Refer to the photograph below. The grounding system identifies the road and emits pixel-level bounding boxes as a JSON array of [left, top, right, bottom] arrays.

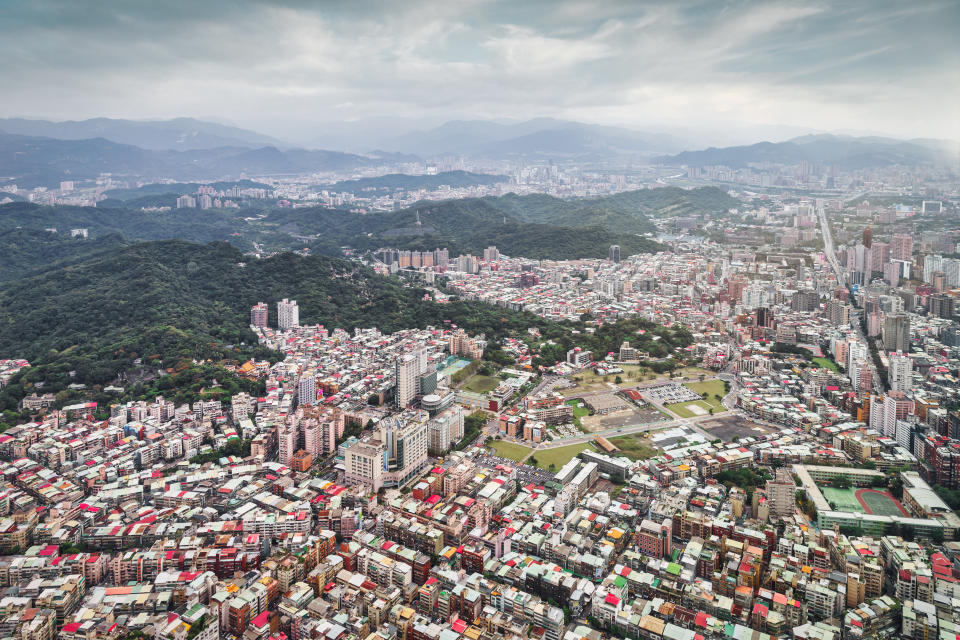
[[817, 202, 881, 393]]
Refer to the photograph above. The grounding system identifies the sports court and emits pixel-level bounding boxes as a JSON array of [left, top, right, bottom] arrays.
[[820, 487, 908, 516], [438, 356, 472, 378]]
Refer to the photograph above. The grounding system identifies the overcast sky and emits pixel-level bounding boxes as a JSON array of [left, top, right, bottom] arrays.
[[2, 0, 958, 143]]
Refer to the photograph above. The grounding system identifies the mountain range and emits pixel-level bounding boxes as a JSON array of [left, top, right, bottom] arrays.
[[0, 131, 400, 187], [383, 118, 687, 158], [655, 134, 960, 169], [0, 117, 283, 151]]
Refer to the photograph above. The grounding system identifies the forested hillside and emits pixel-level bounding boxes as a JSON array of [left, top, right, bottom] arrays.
[[0, 240, 553, 411]]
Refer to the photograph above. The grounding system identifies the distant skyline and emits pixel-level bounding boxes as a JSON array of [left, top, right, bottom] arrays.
[[1, 0, 959, 146]]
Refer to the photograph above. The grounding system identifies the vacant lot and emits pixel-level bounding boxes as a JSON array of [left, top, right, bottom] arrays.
[[463, 375, 501, 394], [609, 433, 659, 460], [699, 415, 772, 441], [487, 440, 533, 462], [530, 442, 595, 471]]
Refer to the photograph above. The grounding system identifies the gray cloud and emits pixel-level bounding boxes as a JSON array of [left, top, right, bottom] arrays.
[[0, 0, 957, 143]]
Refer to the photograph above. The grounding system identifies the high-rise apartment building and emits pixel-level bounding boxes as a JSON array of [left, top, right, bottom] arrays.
[[891, 234, 913, 261], [250, 302, 268, 329], [277, 299, 299, 330], [929, 293, 955, 320], [608, 245, 621, 264], [883, 313, 910, 353], [395, 354, 419, 409], [298, 373, 316, 406], [765, 468, 796, 518], [888, 353, 913, 392]]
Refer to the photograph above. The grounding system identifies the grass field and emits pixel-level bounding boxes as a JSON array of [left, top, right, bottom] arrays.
[[664, 380, 727, 418], [565, 399, 591, 418], [684, 380, 726, 400], [528, 442, 595, 470], [812, 357, 839, 372], [857, 489, 909, 516], [822, 487, 864, 513], [463, 375, 501, 393], [487, 440, 533, 462], [609, 434, 659, 460], [664, 401, 713, 418]]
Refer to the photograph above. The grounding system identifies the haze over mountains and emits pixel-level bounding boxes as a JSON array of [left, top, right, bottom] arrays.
[[1, 116, 958, 188], [656, 135, 960, 170], [0, 117, 283, 151], [380, 118, 688, 158]]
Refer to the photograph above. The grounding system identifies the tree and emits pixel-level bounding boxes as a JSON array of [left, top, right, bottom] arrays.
[[932, 529, 945, 544], [614, 376, 623, 384]]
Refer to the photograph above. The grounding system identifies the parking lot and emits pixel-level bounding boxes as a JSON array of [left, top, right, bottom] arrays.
[[641, 383, 703, 404]]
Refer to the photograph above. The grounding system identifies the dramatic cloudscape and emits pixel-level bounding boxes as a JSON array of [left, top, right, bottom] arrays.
[[1, 0, 958, 144]]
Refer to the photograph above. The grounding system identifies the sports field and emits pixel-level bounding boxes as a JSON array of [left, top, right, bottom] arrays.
[[821, 487, 908, 516], [821, 487, 864, 513], [856, 488, 909, 516]]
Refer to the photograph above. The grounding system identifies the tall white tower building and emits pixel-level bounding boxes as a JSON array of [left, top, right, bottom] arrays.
[[277, 299, 299, 330]]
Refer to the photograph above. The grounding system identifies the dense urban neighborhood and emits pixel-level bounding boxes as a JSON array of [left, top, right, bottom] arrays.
[[1, 171, 960, 640]]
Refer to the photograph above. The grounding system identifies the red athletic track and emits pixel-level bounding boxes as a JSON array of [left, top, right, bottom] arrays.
[[854, 488, 909, 517]]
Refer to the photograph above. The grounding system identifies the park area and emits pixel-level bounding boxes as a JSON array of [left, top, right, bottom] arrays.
[[821, 487, 908, 516], [665, 380, 727, 418]]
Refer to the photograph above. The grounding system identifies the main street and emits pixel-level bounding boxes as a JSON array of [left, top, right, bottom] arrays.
[[817, 201, 882, 393]]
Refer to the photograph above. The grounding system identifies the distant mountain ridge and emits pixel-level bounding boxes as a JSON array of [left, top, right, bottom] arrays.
[[655, 134, 960, 169], [0, 116, 284, 150], [0, 131, 388, 187], [384, 118, 687, 158]]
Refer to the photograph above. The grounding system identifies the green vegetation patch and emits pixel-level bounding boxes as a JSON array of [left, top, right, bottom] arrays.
[[821, 487, 865, 513], [565, 399, 591, 418], [608, 434, 658, 460], [529, 442, 595, 471], [486, 440, 533, 462], [812, 357, 839, 372], [462, 375, 501, 394]]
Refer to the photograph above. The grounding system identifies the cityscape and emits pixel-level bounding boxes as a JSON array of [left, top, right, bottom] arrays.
[[0, 3, 959, 640]]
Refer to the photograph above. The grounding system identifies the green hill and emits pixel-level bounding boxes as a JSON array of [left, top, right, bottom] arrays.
[[0, 186, 736, 262], [325, 171, 508, 194], [0, 228, 127, 282], [0, 240, 553, 412]]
